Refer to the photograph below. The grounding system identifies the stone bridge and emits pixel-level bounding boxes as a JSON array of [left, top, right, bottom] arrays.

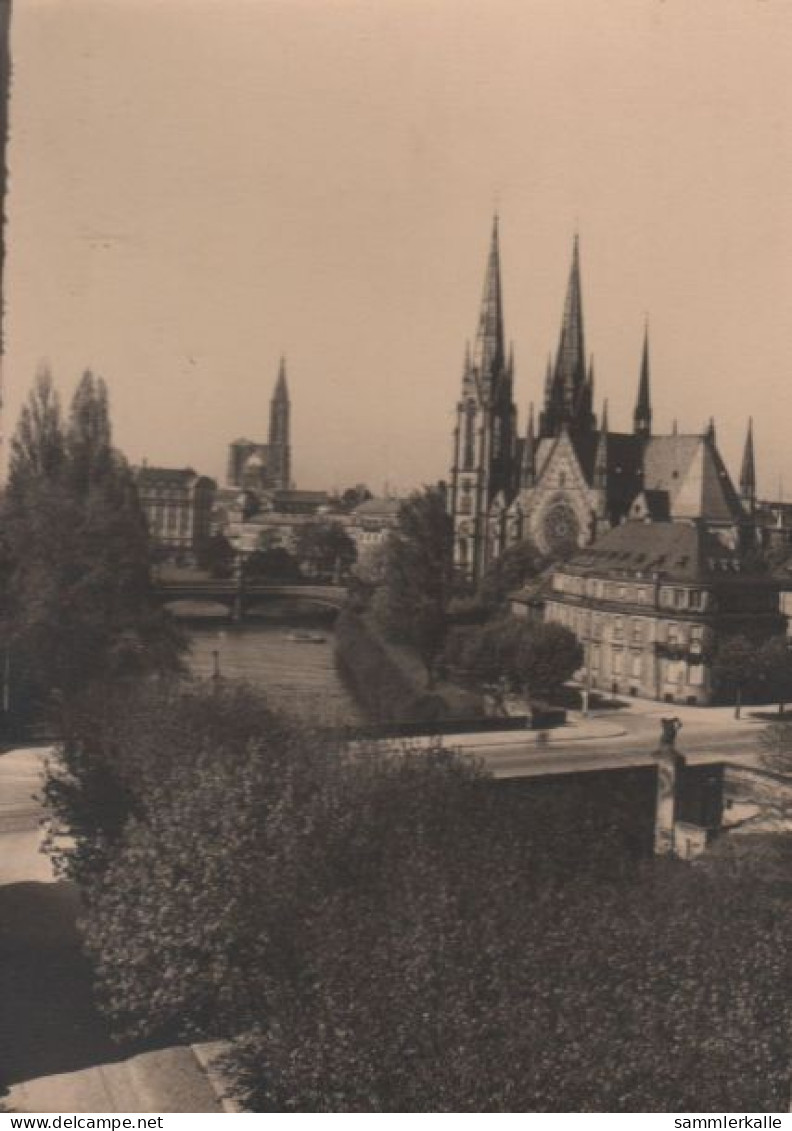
[[154, 580, 347, 621]]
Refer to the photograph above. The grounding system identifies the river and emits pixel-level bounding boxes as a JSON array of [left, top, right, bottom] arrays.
[[186, 621, 360, 726]]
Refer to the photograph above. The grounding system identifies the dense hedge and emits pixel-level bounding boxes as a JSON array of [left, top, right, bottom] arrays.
[[334, 609, 483, 723]]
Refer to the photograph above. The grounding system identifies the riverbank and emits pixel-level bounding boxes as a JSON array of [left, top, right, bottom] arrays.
[[334, 608, 484, 723]]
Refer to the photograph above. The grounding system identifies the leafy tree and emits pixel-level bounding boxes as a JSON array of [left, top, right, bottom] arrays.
[[445, 616, 582, 701], [711, 634, 758, 717], [46, 677, 792, 1113], [66, 370, 114, 494], [477, 538, 547, 610], [340, 484, 373, 511], [712, 634, 792, 717], [373, 487, 454, 676], [196, 533, 236, 579], [293, 520, 356, 579], [244, 547, 302, 583], [0, 371, 184, 727], [6, 364, 65, 498], [756, 636, 792, 714]]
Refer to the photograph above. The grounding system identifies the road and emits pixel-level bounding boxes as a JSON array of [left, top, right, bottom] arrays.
[[366, 700, 768, 779], [0, 748, 223, 1114]]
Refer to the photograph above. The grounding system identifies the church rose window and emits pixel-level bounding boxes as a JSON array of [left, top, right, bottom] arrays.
[[540, 500, 581, 556]]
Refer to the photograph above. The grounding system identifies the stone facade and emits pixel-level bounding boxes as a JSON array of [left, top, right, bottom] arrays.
[[544, 522, 785, 705], [136, 466, 216, 552]]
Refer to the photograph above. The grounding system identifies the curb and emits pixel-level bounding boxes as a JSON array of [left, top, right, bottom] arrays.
[[191, 1042, 244, 1113]]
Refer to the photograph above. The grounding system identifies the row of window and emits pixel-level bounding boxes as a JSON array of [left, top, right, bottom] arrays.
[[586, 644, 705, 687], [551, 602, 706, 649], [554, 573, 709, 612]]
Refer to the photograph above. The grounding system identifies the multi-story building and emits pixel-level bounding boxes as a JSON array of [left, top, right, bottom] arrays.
[[544, 521, 786, 705], [227, 358, 292, 492], [136, 466, 216, 553], [348, 497, 402, 561], [447, 219, 757, 580]]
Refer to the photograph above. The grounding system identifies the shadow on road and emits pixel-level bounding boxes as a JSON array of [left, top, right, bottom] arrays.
[[0, 880, 156, 1087]]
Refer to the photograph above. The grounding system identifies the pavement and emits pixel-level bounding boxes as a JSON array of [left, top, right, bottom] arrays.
[[0, 748, 224, 1114]]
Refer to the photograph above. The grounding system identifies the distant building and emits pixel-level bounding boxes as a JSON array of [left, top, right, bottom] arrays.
[[447, 218, 758, 580], [227, 358, 291, 492], [349, 496, 402, 558], [136, 466, 216, 552], [544, 521, 786, 705]]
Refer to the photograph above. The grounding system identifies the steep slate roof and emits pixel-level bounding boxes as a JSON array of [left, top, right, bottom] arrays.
[[643, 435, 744, 523], [563, 521, 752, 583]]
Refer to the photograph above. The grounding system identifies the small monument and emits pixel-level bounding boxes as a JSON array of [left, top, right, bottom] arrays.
[[652, 717, 685, 856]]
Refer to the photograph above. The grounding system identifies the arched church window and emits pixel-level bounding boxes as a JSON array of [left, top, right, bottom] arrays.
[[458, 539, 469, 567], [463, 403, 476, 469], [493, 417, 502, 459]]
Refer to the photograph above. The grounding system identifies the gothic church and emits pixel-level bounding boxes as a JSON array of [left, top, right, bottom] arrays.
[[448, 219, 756, 578], [227, 357, 292, 492]]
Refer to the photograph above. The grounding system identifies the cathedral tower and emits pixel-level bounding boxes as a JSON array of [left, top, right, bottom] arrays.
[[539, 236, 596, 439], [449, 216, 518, 578], [269, 356, 291, 489]]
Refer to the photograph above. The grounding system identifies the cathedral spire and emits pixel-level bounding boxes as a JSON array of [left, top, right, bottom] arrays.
[[273, 354, 288, 401], [471, 213, 505, 384], [633, 323, 652, 437], [268, 357, 291, 487], [739, 417, 756, 508], [555, 233, 585, 407], [521, 402, 536, 487], [540, 235, 592, 437]]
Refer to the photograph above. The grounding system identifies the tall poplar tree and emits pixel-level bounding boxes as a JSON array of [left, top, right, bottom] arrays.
[[0, 368, 184, 727]]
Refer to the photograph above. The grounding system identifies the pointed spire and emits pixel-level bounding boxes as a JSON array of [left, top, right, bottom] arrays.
[[739, 417, 756, 506], [471, 213, 505, 382], [540, 235, 591, 438], [706, 417, 716, 442], [633, 323, 652, 437], [594, 398, 609, 491], [554, 234, 586, 414], [521, 402, 536, 487], [672, 418, 678, 436], [274, 354, 289, 398], [544, 354, 553, 397]]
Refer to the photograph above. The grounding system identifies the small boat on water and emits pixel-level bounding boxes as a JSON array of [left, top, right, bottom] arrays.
[[286, 630, 326, 644]]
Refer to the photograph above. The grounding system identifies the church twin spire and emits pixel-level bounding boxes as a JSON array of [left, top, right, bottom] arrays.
[[470, 214, 506, 387]]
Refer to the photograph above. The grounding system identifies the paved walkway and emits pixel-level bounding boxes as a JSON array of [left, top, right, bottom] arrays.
[[0, 748, 223, 1114]]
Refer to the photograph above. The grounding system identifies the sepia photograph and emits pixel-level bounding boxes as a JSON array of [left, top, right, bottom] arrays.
[[0, 0, 791, 1115]]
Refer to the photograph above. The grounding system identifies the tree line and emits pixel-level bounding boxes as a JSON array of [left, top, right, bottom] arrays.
[[0, 368, 184, 732]]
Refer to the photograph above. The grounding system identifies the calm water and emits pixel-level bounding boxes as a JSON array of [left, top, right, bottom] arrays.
[[186, 621, 360, 726]]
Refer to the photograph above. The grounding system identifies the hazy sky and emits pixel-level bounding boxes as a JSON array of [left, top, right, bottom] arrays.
[[5, 0, 792, 496]]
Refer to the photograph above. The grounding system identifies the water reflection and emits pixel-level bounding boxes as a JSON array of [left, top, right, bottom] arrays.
[[186, 621, 359, 726]]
